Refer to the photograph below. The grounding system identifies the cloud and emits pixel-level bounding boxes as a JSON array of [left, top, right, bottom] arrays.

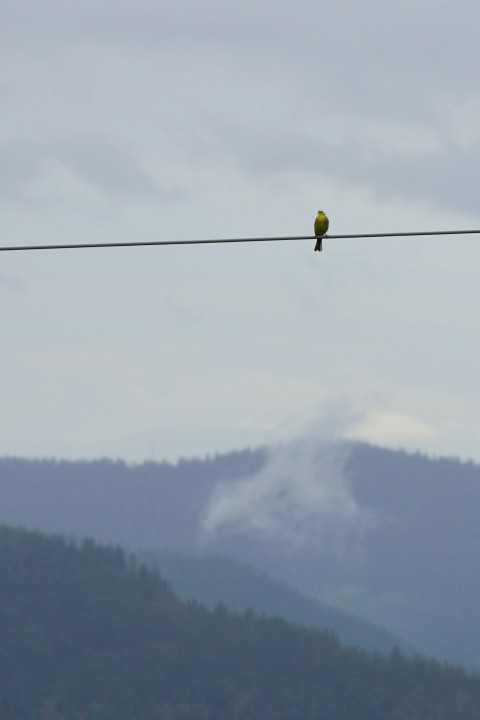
[[1, 0, 480, 467], [53, 133, 166, 201], [348, 410, 435, 445], [2, 0, 480, 216], [0, 272, 21, 290], [0, 139, 44, 202], [201, 405, 375, 554], [0, 133, 177, 204], [211, 113, 480, 215], [0, 0, 277, 53]]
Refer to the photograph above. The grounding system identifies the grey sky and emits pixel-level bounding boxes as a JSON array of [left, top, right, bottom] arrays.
[[1, 0, 480, 462]]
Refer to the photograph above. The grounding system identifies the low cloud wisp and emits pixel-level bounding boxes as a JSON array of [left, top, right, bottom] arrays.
[[202, 437, 375, 557]]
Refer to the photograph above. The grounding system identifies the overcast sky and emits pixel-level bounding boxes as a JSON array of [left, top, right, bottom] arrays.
[[1, 0, 480, 463]]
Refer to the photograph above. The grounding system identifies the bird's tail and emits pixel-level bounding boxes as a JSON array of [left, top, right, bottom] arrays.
[[314, 237, 323, 252]]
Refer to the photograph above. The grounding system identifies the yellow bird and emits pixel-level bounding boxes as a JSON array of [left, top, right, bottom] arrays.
[[314, 210, 329, 252]]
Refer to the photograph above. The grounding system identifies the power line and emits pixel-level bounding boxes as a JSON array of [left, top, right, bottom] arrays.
[[0, 228, 480, 253]]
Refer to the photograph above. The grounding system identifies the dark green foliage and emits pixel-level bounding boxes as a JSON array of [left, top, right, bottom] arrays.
[[2, 445, 480, 666], [137, 548, 410, 656], [0, 526, 480, 719]]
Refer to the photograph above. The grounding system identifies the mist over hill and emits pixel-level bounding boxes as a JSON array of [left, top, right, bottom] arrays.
[[137, 549, 410, 656], [0, 441, 479, 667], [2, 524, 480, 720]]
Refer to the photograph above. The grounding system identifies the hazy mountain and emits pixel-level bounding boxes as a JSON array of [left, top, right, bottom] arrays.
[[0, 442, 479, 667], [0, 450, 265, 550], [137, 549, 411, 656], [1, 524, 479, 720]]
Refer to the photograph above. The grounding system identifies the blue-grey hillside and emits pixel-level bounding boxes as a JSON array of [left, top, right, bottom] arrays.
[[1, 525, 478, 720], [0, 443, 479, 667], [0, 450, 403, 655], [137, 549, 411, 656]]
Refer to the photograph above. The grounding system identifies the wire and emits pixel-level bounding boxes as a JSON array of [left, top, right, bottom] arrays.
[[0, 235, 312, 252], [0, 229, 480, 252]]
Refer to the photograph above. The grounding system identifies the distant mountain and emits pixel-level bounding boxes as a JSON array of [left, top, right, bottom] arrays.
[[0, 450, 265, 549], [1, 524, 479, 720], [137, 549, 412, 656], [1, 443, 480, 667]]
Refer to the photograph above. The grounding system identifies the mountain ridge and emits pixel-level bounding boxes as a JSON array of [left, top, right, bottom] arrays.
[[0, 441, 478, 667], [0, 523, 479, 720]]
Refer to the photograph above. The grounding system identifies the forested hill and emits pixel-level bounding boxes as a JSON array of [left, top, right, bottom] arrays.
[[137, 549, 411, 656], [2, 443, 480, 666], [0, 449, 266, 549], [1, 525, 480, 720]]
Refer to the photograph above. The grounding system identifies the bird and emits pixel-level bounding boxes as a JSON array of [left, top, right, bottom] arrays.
[[314, 210, 329, 251]]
